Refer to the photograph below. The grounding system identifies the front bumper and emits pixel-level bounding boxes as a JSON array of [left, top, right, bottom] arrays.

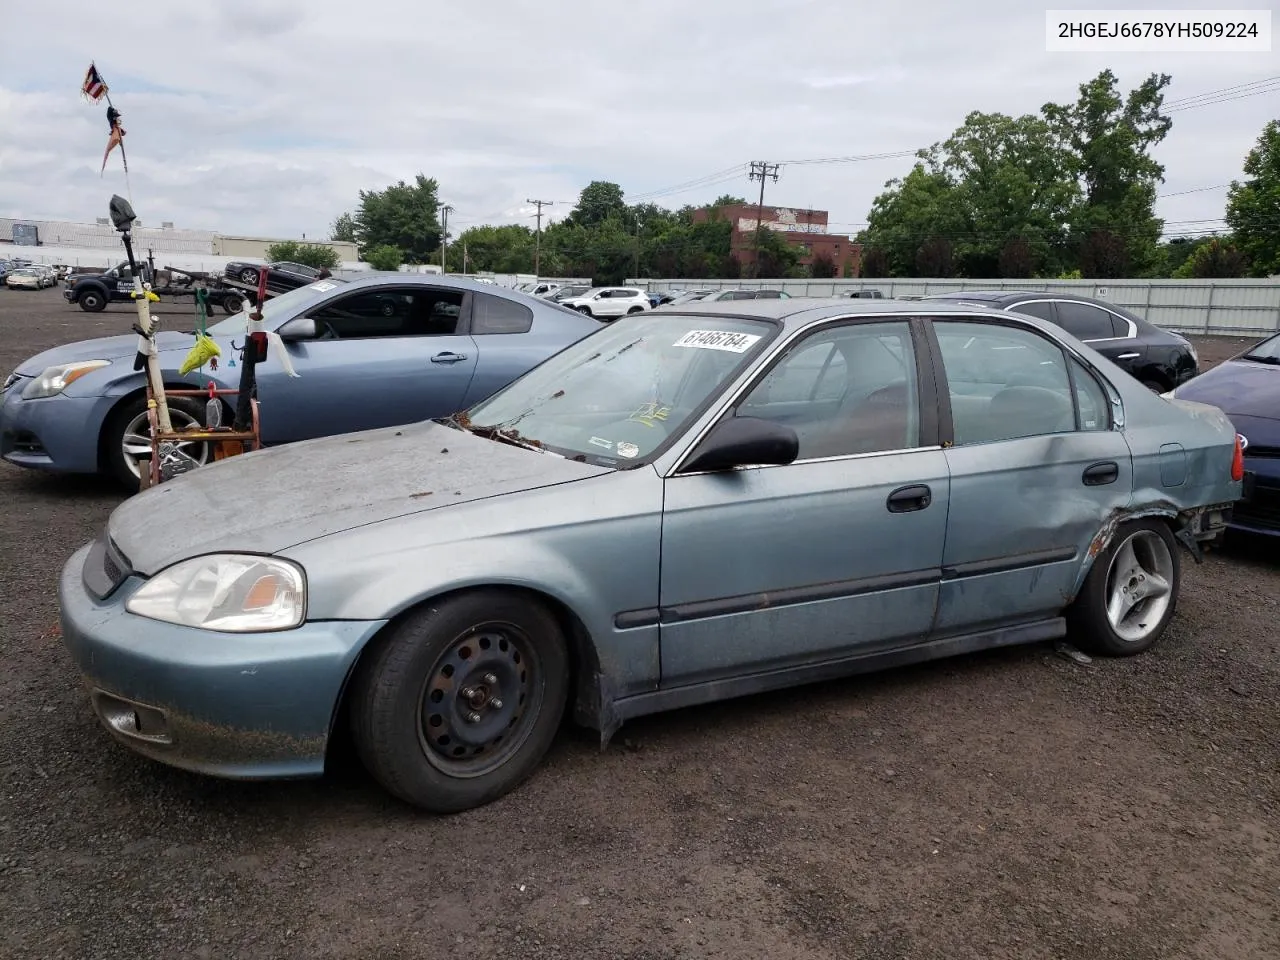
[[1232, 460, 1280, 537], [0, 385, 116, 473], [58, 541, 387, 780]]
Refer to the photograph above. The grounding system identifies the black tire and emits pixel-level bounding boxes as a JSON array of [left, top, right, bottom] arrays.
[[239, 268, 259, 284], [627, 306, 644, 314], [100, 394, 209, 490], [350, 589, 569, 813], [1141, 378, 1167, 393], [221, 292, 246, 314], [577, 305, 593, 316], [1066, 518, 1181, 657], [78, 288, 106, 312]]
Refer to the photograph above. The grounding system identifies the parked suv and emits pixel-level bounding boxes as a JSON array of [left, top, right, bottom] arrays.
[[922, 290, 1199, 392], [558, 287, 651, 319]]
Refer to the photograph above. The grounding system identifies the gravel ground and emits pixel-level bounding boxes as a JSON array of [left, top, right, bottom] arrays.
[[1, 288, 1277, 960]]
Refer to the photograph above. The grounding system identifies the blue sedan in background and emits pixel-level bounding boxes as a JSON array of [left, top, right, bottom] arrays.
[[1, 276, 602, 486]]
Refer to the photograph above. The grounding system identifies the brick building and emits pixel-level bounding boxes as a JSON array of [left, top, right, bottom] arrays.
[[691, 204, 862, 277]]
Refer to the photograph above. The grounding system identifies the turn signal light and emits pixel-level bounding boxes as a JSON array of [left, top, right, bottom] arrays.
[[1231, 435, 1244, 482]]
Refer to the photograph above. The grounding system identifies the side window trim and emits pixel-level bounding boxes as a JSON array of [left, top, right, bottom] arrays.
[[311, 285, 469, 340], [1020, 298, 1136, 342]]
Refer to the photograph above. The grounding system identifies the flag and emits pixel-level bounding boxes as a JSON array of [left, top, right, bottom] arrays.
[[82, 63, 107, 101], [102, 105, 126, 174]]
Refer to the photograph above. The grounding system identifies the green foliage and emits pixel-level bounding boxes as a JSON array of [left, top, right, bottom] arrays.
[[1160, 236, 1209, 275], [364, 245, 404, 272], [330, 213, 357, 243], [353, 174, 442, 263], [264, 241, 341, 269], [449, 224, 536, 273], [1171, 237, 1247, 278], [810, 252, 837, 278], [565, 181, 627, 229], [754, 226, 804, 278], [1225, 120, 1280, 277]]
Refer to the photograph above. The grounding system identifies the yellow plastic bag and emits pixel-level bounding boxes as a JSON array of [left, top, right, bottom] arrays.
[[179, 334, 221, 375]]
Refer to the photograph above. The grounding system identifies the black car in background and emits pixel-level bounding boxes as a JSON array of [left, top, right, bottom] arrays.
[[223, 260, 323, 293], [923, 290, 1199, 392]]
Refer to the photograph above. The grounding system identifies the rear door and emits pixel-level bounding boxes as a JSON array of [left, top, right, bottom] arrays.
[[925, 315, 1133, 635], [255, 284, 478, 444]]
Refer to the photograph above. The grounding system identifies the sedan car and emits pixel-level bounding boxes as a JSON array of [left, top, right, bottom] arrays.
[[1168, 331, 1280, 537], [922, 291, 1198, 392], [5, 267, 49, 290], [58, 298, 1241, 813], [223, 259, 322, 294], [2, 276, 601, 487], [699, 289, 792, 302]]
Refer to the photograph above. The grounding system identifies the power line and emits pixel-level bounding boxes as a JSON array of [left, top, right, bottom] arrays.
[[1158, 183, 1231, 197], [1165, 76, 1280, 112], [625, 164, 750, 203]]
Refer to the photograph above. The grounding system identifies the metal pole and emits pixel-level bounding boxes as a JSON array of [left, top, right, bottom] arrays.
[[440, 205, 453, 272]]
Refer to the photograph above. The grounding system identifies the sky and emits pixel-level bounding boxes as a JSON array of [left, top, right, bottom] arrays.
[[0, 1, 1275, 244]]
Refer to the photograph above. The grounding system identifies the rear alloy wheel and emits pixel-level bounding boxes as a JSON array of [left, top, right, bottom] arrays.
[[350, 590, 569, 813], [1068, 519, 1180, 656]]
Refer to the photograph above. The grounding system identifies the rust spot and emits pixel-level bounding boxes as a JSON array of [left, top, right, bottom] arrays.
[[410, 491, 434, 499]]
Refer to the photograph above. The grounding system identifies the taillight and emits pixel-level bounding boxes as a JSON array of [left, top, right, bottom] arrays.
[[1231, 434, 1244, 482]]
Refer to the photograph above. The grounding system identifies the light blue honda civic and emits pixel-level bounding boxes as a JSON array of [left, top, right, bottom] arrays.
[[2, 275, 600, 486], [58, 299, 1243, 812]]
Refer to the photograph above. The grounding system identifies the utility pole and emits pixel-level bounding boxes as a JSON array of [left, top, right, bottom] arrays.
[[462, 241, 469, 276], [527, 199, 553, 276], [748, 161, 780, 278], [439, 204, 453, 273]]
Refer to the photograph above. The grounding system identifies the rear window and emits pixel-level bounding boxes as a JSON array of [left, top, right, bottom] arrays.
[[472, 293, 534, 334]]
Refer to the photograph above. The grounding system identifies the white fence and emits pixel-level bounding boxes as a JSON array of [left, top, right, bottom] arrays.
[[634, 277, 1280, 337]]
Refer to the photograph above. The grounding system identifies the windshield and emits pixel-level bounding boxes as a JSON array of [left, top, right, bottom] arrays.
[[205, 280, 345, 335], [1243, 334, 1280, 363], [461, 313, 778, 465]]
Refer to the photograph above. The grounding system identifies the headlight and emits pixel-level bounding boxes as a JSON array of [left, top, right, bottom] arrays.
[[125, 554, 306, 632], [22, 360, 110, 399]]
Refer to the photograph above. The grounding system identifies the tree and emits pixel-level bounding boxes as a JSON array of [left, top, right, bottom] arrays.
[[915, 236, 954, 277], [330, 213, 357, 243], [998, 237, 1036, 278], [448, 224, 535, 273], [710, 194, 746, 207], [1160, 236, 1210, 276], [264, 240, 341, 269], [1225, 119, 1280, 277], [565, 181, 627, 228], [1172, 237, 1248, 278], [810, 252, 837, 278], [859, 164, 965, 276], [754, 226, 802, 278], [364, 245, 404, 272], [860, 247, 890, 278], [353, 174, 442, 263], [1042, 69, 1173, 277]]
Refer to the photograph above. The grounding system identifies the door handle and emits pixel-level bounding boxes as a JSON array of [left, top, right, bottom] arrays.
[[887, 484, 932, 513], [430, 351, 468, 363], [1082, 461, 1119, 486], [1115, 352, 1140, 360]]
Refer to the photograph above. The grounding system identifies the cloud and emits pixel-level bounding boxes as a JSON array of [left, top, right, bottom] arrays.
[[0, 0, 1274, 244]]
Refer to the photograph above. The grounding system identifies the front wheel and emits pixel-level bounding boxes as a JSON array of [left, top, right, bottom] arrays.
[[350, 590, 569, 813], [101, 395, 210, 489], [1141, 379, 1167, 393], [221, 292, 246, 314], [239, 268, 259, 284], [577, 305, 593, 316], [1067, 519, 1181, 656], [627, 306, 644, 314], [78, 289, 106, 312]]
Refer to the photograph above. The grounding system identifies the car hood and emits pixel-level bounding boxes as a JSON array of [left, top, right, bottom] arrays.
[[1175, 360, 1279, 420], [106, 420, 612, 576], [15, 331, 216, 375]]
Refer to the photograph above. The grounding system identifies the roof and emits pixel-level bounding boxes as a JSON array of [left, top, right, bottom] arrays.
[[661, 296, 1020, 330]]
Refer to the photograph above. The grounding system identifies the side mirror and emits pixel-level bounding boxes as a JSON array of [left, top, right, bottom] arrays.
[[681, 416, 799, 473], [278, 316, 318, 342]]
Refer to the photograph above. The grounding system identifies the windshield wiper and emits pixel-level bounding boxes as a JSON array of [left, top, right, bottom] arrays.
[[1240, 354, 1280, 365]]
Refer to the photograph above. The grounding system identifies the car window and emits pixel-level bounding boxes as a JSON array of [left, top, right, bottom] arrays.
[[472, 293, 534, 334], [1009, 300, 1055, 322], [737, 321, 920, 459], [1053, 301, 1122, 340], [310, 288, 464, 339], [933, 320, 1079, 444], [1068, 356, 1111, 431]]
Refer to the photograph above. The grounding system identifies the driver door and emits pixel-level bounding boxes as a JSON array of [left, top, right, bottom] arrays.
[[658, 319, 950, 687], [254, 286, 479, 444]]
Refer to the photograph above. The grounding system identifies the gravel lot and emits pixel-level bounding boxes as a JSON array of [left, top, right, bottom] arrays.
[[1, 287, 1277, 960]]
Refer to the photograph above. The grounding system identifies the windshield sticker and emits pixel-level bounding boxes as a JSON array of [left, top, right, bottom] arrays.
[[673, 330, 762, 353], [589, 436, 613, 450], [628, 402, 670, 427], [309, 281, 338, 292], [616, 442, 639, 458]]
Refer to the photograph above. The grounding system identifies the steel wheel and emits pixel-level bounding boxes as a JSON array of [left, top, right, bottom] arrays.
[[120, 407, 208, 481], [1103, 529, 1175, 644], [417, 622, 542, 778]]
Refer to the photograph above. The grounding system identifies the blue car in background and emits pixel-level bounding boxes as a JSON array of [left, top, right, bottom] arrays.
[[1170, 331, 1280, 538], [1, 275, 602, 487]]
